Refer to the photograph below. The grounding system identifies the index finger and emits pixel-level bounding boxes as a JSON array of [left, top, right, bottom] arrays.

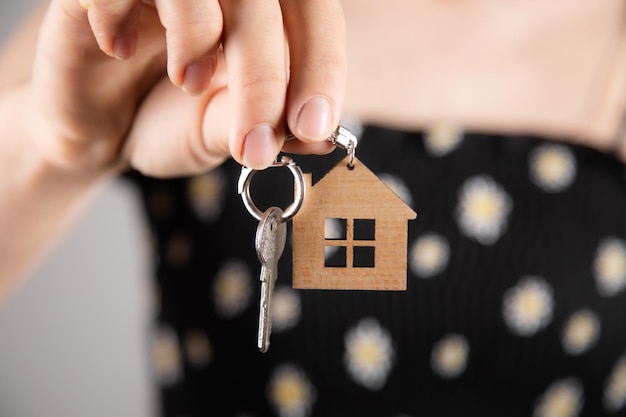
[[220, 0, 287, 169]]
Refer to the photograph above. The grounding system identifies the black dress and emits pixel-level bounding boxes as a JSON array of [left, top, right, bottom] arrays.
[[127, 125, 626, 417]]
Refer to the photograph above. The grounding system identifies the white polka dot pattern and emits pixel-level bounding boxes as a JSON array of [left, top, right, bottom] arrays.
[[187, 170, 226, 222], [271, 286, 302, 333], [409, 233, 450, 278], [166, 232, 193, 267], [379, 173, 413, 206], [593, 237, 626, 297], [533, 378, 584, 417], [268, 364, 316, 417], [137, 132, 626, 416], [184, 329, 212, 368], [431, 334, 469, 379], [324, 218, 344, 240], [151, 325, 182, 385], [424, 123, 463, 157], [604, 355, 626, 413], [529, 144, 577, 192], [455, 175, 512, 245], [561, 309, 600, 356], [344, 318, 395, 390], [213, 260, 253, 318], [503, 277, 554, 337]]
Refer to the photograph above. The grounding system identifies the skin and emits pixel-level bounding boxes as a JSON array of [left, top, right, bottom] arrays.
[[1, 0, 626, 299], [339, 0, 626, 154], [0, 0, 344, 298]]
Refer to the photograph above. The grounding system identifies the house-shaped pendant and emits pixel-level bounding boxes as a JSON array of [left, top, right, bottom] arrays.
[[292, 156, 417, 290]]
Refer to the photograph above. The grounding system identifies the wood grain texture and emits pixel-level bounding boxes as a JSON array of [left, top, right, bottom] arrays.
[[292, 156, 417, 290]]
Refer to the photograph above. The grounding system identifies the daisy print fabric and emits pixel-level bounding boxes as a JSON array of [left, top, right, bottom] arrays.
[[455, 175, 512, 245], [127, 127, 626, 416]]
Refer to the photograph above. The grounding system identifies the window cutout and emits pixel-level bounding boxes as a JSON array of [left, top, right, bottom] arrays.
[[354, 219, 375, 241], [325, 246, 347, 267], [353, 246, 375, 268], [325, 218, 347, 240]]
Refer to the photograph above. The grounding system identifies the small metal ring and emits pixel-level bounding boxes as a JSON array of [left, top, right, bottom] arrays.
[[238, 156, 306, 222]]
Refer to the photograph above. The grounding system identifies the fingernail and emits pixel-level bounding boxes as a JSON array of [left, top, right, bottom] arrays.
[[113, 32, 137, 60], [296, 96, 333, 140], [242, 125, 278, 169], [182, 57, 214, 95]]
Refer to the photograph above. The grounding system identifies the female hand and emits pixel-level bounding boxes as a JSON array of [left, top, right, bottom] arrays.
[[28, 0, 346, 176]]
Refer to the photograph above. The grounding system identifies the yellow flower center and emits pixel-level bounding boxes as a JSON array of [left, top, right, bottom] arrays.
[[466, 192, 501, 221], [536, 151, 567, 183], [273, 378, 306, 407]]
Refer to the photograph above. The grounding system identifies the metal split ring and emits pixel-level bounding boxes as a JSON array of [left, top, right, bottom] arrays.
[[238, 156, 306, 222], [286, 125, 358, 169]]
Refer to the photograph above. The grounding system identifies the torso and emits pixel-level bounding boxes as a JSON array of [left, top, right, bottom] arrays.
[[341, 0, 626, 149]]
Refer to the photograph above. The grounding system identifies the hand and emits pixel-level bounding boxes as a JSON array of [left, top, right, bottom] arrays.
[[28, 0, 346, 176]]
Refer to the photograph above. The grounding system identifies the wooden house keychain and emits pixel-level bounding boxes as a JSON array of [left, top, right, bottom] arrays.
[[238, 126, 417, 352]]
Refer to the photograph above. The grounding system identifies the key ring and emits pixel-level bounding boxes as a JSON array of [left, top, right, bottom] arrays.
[[238, 155, 306, 222], [286, 125, 358, 168]]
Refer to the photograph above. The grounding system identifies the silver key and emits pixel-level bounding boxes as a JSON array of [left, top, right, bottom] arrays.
[[255, 206, 287, 352]]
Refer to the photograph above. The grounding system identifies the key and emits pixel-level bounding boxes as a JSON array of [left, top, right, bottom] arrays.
[[255, 206, 287, 352]]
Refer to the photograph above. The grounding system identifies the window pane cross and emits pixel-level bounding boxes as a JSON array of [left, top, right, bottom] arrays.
[[324, 218, 375, 268]]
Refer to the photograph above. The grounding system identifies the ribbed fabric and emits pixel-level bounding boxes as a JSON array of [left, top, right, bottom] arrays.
[[127, 125, 626, 417]]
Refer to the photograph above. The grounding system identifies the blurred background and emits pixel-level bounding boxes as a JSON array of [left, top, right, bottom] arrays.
[[0, 2, 155, 416]]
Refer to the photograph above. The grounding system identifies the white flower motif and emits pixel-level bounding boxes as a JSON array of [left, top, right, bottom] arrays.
[[431, 334, 469, 379], [503, 276, 554, 337], [604, 355, 626, 413], [324, 218, 346, 240], [271, 286, 302, 333], [424, 123, 463, 157], [268, 364, 316, 417], [324, 218, 345, 260], [184, 329, 212, 368], [344, 318, 395, 390], [593, 237, 626, 297], [147, 188, 175, 220], [529, 144, 576, 193], [455, 175, 512, 245], [409, 233, 450, 278], [561, 309, 600, 356], [379, 173, 414, 207], [151, 325, 182, 385], [187, 169, 226, 222], [166, 232, 193, 267], [213, 260, 252, 318], [534, 378, 584, 417]]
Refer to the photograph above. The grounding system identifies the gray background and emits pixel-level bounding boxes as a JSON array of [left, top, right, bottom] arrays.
[[0, 2, 154, 416]]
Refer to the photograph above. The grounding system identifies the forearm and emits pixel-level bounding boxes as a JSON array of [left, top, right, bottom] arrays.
[[0, 85, 112, 302]]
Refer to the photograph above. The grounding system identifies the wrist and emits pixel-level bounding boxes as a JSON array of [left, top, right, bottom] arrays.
[[0, 84, 116, 288]]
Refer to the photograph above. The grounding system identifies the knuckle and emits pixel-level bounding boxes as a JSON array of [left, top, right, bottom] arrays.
[[86, 0, 134, 20], [167, 24, 222, 58], [170, 16, 223, 42], [164, 15, 223, 68], [160, 2, 224, 39], [297, 39, 346, 70], [237, 67, 286, 95]]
